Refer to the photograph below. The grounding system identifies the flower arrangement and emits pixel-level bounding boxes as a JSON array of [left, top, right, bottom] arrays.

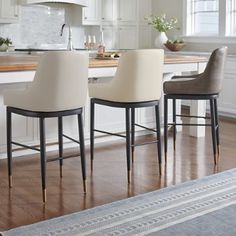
[[0, 37, 12, 46], [0, 37, 13, 52], [145, 14, 179, 32]]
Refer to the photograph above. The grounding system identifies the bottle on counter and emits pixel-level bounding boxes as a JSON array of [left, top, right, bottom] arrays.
[[97, 31, 105, 53]]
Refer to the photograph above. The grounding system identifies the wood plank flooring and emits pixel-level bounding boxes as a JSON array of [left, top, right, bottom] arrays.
[[0, 117, 236, 231]]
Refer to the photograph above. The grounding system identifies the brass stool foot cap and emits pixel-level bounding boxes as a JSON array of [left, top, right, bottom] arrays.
[[9, 175, 13, 188], [159, 163, 162, 176], [128, 170, 131, 184], [91, 160, 94, 172], [165, 153, 167, 164], [214, 154, 217, 166], [60, 166, 63, 178], [83, 179, 87, 193], [43, 189, 47, 203]]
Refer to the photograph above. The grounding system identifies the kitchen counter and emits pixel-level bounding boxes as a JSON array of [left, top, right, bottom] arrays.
[[0, 54, 208, 72], [0, 53, 209, 158]]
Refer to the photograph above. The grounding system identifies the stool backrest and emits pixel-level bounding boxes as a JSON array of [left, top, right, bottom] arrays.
[[29, 51, 89, 111], [110, 49, 164, 102], [201, 47, 228, 94]]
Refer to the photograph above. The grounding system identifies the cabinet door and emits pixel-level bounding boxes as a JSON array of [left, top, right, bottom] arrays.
[[138, 26, 151, 49], [119, 26, 137, 49], [101, 0, 115, 22], [102, 26, 116, 50], [118, 0, 137, 24], [0, 0, 19, 23], [82, 0, 101, 25], [138, 0, 152, 24]]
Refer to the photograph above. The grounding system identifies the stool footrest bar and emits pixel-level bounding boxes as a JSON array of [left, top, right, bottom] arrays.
[[47, 153, 80, 162], [94, 129, 126, 138], [11, 141, 40, 152], [134, 123, 156, 133], [168, 123, 212, 127], [131, 140, 159, 147], [175, 114, 210, 119], [62, 134, 80, 144]]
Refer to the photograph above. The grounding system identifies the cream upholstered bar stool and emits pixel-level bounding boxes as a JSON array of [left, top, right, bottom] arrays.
[[4, 51, 89, 203], [89, 49, 164, 182], [163, 47, 227, 165]]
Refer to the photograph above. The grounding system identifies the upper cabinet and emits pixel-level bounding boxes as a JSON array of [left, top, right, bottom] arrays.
[[101, 0, 115, 23], [82, 0, 101, 25], [138, 0, 152, 24], [118, 0, 137, 24], [0, 0, 19, 23], [82, 0, 152, 49], [83, 0, 138, 25]]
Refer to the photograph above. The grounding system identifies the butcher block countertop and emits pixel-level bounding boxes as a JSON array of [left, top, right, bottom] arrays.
[[0, 54, 208, 72]]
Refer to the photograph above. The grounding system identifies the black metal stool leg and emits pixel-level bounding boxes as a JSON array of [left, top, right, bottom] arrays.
[[7, 108, 13, 188], [78, 113, 87, 193], [39, 117, 47, 203], [164, 96, 168, 164], [210, 99, 217, 165], [58, 117, 63, 178], [90, 99, 95, 171], [155, 104, 162, 175], [173, 98, 176, 151], [131, 108, 135, 163], [125, 108, 131, 183], [214, 98, 220, 155]]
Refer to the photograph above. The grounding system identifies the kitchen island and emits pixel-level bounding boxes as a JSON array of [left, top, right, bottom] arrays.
[[0, 53, 208, 158]]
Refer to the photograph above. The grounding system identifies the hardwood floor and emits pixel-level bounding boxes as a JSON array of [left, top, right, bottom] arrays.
[[0, 117, 236, 231]]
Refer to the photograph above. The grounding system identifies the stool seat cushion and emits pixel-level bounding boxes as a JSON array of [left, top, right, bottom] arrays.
[[163, 47, 227, 95], [89, 50, 164, 103], [4, 51, 89, 112]]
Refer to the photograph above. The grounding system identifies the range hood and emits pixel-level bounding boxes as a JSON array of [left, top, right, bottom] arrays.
[[19, 0, 88, 7]]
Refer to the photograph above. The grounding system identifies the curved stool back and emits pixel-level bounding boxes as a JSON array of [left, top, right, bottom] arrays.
[[163, 47, 228, 165], [4, 51, 89, 203], [89, 49, 164, 182]]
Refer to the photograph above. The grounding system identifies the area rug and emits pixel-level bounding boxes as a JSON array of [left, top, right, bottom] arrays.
[[2, 168, 236, 236]]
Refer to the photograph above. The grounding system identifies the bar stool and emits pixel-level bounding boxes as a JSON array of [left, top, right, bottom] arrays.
[[4, 51, 89, 203], [163, 47, 227, 165], [89, 49, 164, 182]]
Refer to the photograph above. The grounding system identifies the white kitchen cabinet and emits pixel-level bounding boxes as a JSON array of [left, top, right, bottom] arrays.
[[101, 0, 115, 23], [218, 57, 236, 117], [117, 0, 137, 24], [0, 84, 34, 155], [138, 26, 152, 49], [82, 0, 101, 25], [138, 0, 152, 24], [118, 26, 138, 49], [102, 26, 138, 50], [102, 0, 137, 24], [0, 0, 19, 23], [102, 26, 115, 50]]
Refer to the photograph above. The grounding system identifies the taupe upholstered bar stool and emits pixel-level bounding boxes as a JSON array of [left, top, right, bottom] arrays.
[[89, 50, 164, 182], [4, 51, 89, 203], [163, 47, 227, 165]]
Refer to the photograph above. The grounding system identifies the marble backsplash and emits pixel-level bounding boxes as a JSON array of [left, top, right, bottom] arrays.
[[0, 5, 84, 49]]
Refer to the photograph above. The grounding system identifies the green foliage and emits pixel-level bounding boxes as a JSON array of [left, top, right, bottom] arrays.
[[145, 14, 179, 32], [0, 37, 12, 46]]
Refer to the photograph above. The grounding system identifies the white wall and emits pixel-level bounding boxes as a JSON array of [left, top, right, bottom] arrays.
[[151, 0, 183, 46]]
